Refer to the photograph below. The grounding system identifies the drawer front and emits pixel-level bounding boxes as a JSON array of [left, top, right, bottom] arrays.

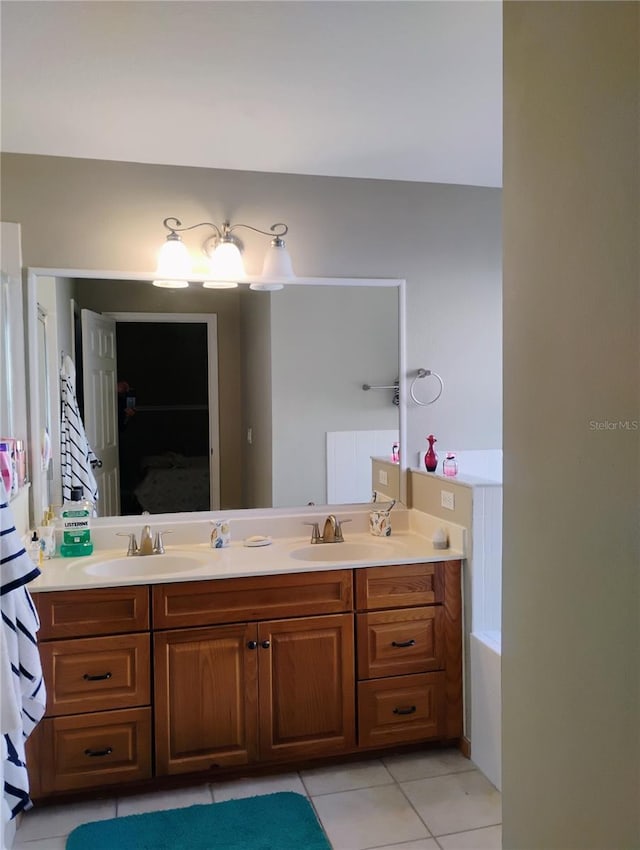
[[358, 672, 445, 748], [153, 570, 353, 628], [41, 633, 151, 717], [36, 587, 150, 639], [355, 563, 444, 611], [40, 707, 152, 793], [357, 607, 444, 679]]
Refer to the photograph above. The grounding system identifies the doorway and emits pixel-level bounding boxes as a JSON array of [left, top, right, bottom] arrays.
[[106, 312, 220, 515]]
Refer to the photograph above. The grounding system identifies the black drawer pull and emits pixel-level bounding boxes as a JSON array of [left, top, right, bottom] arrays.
[[247, 641, 258, 650], [261, 640, 271, 649], [393, 706, 417, 716], [83, 672, 113, 681], [391, 639, 416, 648], [84, 746, 113, 758]]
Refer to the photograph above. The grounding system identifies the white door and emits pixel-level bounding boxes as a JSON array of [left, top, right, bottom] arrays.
[[81, 309, 119, 516]]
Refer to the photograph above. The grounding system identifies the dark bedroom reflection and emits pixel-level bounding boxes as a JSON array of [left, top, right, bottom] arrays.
[[116, 321, 210, 515]]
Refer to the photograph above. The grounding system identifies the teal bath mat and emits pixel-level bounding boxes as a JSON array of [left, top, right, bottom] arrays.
[[66, 791, 331, 850]]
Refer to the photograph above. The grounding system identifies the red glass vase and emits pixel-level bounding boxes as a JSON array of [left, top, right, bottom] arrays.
[[424, 434, 438, 472]]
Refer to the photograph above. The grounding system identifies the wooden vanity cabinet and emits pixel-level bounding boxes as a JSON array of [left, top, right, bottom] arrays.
[[31, 587, 152, 795], [152, 573, 355, 775], [355, 561, 462, 748], [29, 560, 461, 798]]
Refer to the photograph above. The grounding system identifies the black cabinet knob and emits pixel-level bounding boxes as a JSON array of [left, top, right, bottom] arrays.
[[261, 640, 271, 649], [246, 641, 258, 650]]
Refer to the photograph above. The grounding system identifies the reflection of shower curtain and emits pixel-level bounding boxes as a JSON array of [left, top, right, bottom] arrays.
[[60, 355, 99, 504], [1, 479, 46, 822]]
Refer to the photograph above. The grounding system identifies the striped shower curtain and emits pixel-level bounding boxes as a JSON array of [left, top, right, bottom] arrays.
[[0, 479, 46, 822]]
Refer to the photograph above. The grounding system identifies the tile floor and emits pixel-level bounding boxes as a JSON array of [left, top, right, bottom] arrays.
[[13, 749, 501, 850]]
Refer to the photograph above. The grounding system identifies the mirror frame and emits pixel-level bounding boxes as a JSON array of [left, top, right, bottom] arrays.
[[26, 268, 407, 524]]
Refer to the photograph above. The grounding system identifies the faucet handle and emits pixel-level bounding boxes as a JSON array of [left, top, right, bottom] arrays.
[[335, 518, 352, 542], [302, 521, 321, 543], [153, 530, 172, 554], [116, 532, 138, 556]]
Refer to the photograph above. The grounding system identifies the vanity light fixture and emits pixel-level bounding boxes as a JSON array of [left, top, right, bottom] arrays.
[[153, 217, 295, 290]]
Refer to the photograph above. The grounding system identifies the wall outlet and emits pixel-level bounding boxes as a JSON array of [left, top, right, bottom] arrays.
[[441, 489, 455, 510], [378, 469, 389, 486], [247, 427, 253, 445]]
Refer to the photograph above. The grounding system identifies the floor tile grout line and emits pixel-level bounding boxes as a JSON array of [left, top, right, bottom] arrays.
[[297, 772, 338, 850], [307, 779, 396, 798], [393, 773, 436, 841], [389, 766, 478, 784], [434, 820, 503, 838]]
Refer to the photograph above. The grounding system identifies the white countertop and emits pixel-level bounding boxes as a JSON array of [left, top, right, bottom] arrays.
[[30, 529, 464, 593]]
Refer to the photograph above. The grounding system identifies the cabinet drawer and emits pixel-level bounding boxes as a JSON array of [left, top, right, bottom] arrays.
[[36, 587, 150, 639], [40, 707, 152, 793], [357, 607, 444, 679], [358, 672, 445, 748], [355, 563, 443, 610], [41, 633, 150, 717], [153, 571, 353, 628]]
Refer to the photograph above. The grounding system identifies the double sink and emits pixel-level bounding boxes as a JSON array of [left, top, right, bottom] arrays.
[[80, 537, 410, 581]]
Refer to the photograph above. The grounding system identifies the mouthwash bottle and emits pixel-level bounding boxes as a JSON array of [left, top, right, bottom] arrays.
[[60, 486, 94, 557]]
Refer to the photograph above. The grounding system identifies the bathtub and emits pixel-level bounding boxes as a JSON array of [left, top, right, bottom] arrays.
[[470, 630, 501, 791]]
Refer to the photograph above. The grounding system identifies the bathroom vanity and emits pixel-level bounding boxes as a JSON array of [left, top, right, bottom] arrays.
[[26, 523, 463, 800]]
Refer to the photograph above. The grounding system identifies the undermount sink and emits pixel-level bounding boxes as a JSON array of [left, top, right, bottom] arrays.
[[289, 541, 399, 563], [82, 553, 205, 579]]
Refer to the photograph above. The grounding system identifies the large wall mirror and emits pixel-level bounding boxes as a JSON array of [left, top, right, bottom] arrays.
[[27, 270, 406, 522]]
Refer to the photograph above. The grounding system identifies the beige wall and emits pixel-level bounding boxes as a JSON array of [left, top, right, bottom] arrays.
[[503, 3, 640, 848], [408, 470, 473, 530], [371, 458, 401, 503], [0, 153, 502, 463]]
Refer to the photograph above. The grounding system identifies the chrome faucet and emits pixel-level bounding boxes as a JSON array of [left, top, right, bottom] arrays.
[[117, 526, 171, 555], [139, 525, 154, 555], [303, 515, 351, 544]]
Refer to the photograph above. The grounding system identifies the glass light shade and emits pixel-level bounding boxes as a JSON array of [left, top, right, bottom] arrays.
[[208, 240, 246, 283], [250, 281, 284, 292], [202, 280, 239, 289], [156, 236, 192, 279], [261, 241, 295, 280], [152, 278, 190, 289]]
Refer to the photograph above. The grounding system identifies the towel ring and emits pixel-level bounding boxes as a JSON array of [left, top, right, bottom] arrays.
[[409, 369, 444, 406]]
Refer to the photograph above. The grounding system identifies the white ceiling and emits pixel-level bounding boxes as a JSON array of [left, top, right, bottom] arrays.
[[0, 1, 502, 187]]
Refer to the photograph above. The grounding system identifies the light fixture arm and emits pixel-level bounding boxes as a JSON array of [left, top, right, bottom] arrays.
[[226, 222, 289, 240], [162, 217, 288, 243], [162, 217, 225, 241]]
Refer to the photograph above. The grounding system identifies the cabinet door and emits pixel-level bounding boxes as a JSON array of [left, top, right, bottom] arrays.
[[154, 624, 258, 775], [258, 613, 355, 761]]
